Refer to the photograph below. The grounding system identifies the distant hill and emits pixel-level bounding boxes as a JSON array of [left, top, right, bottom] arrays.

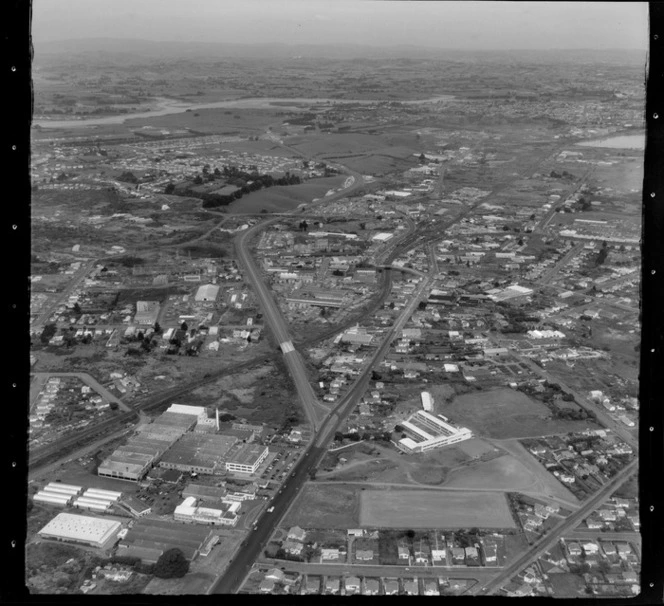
[[34, 38, 647, 65]]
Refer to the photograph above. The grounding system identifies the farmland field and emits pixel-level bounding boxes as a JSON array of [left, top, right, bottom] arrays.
[[359, 490, 516, 529], [442, 387, 598, 439], [282, 483, 361, 528]]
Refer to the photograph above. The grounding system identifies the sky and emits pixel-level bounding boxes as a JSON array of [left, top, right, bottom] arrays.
[[32, 0, 649, 51]]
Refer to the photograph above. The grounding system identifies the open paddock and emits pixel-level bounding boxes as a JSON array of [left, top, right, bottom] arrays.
[[282, 483, 360, 529], [359, 490, 516, 529]]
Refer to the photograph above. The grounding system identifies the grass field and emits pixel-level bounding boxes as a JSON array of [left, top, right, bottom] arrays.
[[228, 176, 345, 213], [442, 388, 596, 439], [282, 483, 361, 529], [359, 490, 516, 529], [442, 454, 541, 492]]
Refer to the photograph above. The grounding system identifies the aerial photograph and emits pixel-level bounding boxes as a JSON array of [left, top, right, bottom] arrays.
[[22, 0, 651, 598]]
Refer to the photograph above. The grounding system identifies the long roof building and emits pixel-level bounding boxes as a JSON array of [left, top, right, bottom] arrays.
[[38, 513, 122, 550]]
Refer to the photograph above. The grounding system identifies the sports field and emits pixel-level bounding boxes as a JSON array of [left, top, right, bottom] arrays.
[[359, 490, 516, 529]]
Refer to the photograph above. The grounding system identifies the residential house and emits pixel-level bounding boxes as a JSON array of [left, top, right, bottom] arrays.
[[282, 540, 304, 557], [305, 576, 320, 594], [325, 577, 341, 594], [321, 548, 340, 561], [287, 526, 307, 542], [451, 547, 466, 564], [582, 542, 600, 556], [483, 541, 498, 564], [398, 542, 411, 563], [259, 578, 276, 593], [363, 578, 380, 595], [567, 542, 582, 557], [355, 549, 374, 561], [265, 568, 285, 582], [383, 579, 399, 595], [423, 580, 439, 596], [403, 579, 419, 595], [465, 546, 480, 564], [345, 576, 361, 595], [431, 549, 447, 564]]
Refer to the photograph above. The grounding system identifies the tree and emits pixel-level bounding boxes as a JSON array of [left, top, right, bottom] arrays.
[[193, 175, 203, 185], [153, 548, 189, 578], [164, 182, 175, 194], [109, 401, 119, 411], [153, 322, 163, 334], [181, 321, 188, 331]]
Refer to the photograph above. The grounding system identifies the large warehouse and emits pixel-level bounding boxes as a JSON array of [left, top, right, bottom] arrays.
[[159, 433, 238, 475], [117, 518, 213, 563], [98, 411, 196, 481], [38, 513, 122, 550]]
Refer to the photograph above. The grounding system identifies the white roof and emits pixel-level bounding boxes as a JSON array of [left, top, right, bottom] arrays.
[[167, 404, 207, 418], [398, 437, 420, 449], [195, 284, 220, 301], [38, 513, 121, 545]]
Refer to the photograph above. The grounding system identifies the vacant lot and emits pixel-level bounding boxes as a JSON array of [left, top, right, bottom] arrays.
[[442, 388, 595, 439], [282, 483, 360, 529], [443, 454, 541, 492], [359, 490, 515, 529]]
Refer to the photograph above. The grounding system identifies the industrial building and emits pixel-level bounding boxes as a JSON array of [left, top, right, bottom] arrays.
[[38, 513, 122, 550], [159, 433, 238, 475], [73, 488, 122, 513], [166, 403, 217, 428], [396, 410, 472, 454], [225, 444, 269, 475], [33, 483, 83, 507], [173, 496, 240, 526], [117, 518, 213, 563], [98, 411, 196, 481], [182, 483, 228, 502]]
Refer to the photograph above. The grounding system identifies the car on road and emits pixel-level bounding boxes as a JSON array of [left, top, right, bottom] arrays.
[[267, 506, 275, 513]]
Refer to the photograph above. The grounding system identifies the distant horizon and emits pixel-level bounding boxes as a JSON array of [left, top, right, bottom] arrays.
[[31, 1, 648, 51], [36, 37, 649, 53]]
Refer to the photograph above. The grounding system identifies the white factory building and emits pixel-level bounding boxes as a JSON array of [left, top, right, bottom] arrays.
[[396, 410, 472, 454], [174, 496, 240, 526], [166, 403, 217, 428], [38, 513, 122, 550]]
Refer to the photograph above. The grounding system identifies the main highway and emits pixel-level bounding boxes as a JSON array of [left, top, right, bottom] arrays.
[[211, 230, 436, 595]]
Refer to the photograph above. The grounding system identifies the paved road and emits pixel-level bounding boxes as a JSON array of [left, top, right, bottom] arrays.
[[33, 259, 97, 328], [537, 243, 585, 285], [210, 266, 435, 594], [234, 220, 327, 431], [255, 559, 496, 580], [471, 460, 638, 596]]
